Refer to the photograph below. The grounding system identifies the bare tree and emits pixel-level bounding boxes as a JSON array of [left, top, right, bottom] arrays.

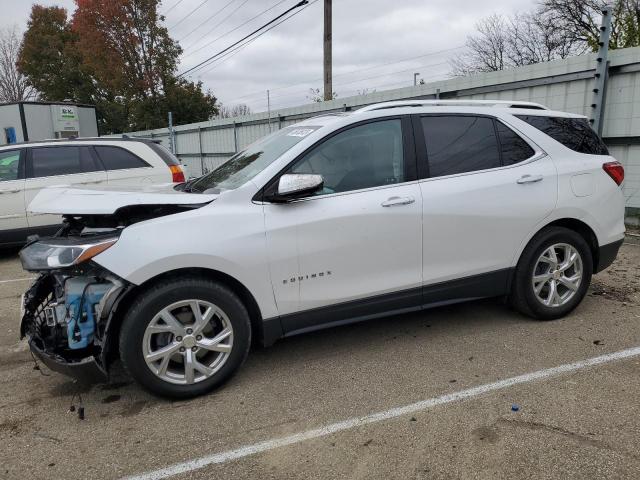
[[218, 103, 252, 118], [451, 11, 587, 75], [307, 87, 337, 102], [450, 15, 508, 75], [0, 26, 36, 102], [508, 11, 587, 65]]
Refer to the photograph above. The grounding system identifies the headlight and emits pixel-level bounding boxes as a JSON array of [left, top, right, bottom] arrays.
[[20, 237, 118, 271]]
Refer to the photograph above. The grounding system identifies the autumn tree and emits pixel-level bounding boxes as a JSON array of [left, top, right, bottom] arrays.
[[17, 1, 218, 133], [17, 6, 91, 102], [0, 26, 36, 102]]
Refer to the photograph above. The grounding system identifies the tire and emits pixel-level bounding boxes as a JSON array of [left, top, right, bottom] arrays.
[[119, 276, 251, 398], [510, 226, 593, 320]]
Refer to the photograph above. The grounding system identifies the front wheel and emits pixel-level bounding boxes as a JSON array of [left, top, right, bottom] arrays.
[[510, 227, 593, 320], [119, 277, 251, 398]]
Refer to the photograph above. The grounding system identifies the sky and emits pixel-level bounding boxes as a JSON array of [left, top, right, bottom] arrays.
[[1, 0, 537, 112]]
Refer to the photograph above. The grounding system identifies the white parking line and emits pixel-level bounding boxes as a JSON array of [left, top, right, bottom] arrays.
[[0, 277, 34, 284], [122, 345, 640, 480]]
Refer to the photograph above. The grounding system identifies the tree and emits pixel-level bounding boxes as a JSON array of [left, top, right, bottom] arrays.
[[218, 103, 252, 118], [0, 26, 36, 102], [17, 6, 91, 102], [17, 1, 218, 133], [451, 11, 585, 75], [540, 0, 640, 50], [307, 87, 337, 102]]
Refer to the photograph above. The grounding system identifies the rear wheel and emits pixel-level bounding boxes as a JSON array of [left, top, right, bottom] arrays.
[[119, 277, 251, 398], [510, 227, 593, 320]]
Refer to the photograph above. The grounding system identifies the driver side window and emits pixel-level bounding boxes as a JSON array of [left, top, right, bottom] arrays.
[[288, 119, 405, 195]]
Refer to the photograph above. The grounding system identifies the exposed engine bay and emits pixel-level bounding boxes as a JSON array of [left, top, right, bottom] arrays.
[[19, 203, 205, 382]]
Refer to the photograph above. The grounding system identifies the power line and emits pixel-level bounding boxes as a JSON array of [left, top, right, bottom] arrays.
[[163, 0, 187, 14], [180, 0, 252, 49], [263, 61, 450, 102], [178, 0, 238, 42], [267, 74, 451, 111], [181, 0, 290, 59], [169, 0, 210, 29], [242, 65, 451, 108], [194, 1, 315, 76], [224, 45, 465, 103], [179, 0, 309, 77]]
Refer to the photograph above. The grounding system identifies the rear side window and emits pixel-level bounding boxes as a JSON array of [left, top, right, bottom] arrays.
[[30, 146, 101, 178], [421, 116, 500, 177], [94, 146, 149, 170], [496, 122, 535, 165], [515, 115, 609, 155], [147, 142, 180, 166], [0, 150, 21, 181]]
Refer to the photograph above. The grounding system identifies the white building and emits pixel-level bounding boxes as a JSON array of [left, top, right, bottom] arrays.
[[0, 101, 98, 145]]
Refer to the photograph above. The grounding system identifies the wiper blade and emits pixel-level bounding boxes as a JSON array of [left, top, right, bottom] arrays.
[[176, 176, 202, 193]]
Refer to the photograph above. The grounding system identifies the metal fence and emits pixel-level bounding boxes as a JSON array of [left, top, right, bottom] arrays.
[[107, 47, 640, 213]]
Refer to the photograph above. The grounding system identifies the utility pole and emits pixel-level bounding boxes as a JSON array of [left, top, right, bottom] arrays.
[[168, 111, 175, 154], [413, 73, 420, 86], [323, 0, 332, 101], [267, 89, 271, 132]]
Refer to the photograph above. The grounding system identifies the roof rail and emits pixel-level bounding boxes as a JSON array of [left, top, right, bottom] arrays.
[[354, 100, 548, 113]]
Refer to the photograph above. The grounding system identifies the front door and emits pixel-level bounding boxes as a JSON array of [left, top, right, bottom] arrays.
[[263, 117, 423, 334]]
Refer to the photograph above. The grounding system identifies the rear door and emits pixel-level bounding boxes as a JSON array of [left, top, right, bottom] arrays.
[[25, 145, 107, 228], [416, 114, 557, 294], [0, 148, 27, 239], [94, 145, 159, 186]]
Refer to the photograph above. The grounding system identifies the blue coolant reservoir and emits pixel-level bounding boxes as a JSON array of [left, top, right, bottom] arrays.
[[65, 278, 112, 350]]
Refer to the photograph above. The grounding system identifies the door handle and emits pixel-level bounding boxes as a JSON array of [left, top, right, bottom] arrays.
[[517, 174, 543, 184], [0, 190, 20, 194], [381, 196, 415, 207]]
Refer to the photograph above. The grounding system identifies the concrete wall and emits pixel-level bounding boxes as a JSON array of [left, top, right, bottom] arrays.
[[106, 47, 640, 212]]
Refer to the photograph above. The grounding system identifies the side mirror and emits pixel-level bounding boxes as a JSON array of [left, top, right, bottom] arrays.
[[266, 174, 324, 202]]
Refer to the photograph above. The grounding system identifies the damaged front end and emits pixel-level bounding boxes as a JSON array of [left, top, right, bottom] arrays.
[[21, 267, 128, 383], [18, 215, 136, 383], [19, 196, 213, 383]]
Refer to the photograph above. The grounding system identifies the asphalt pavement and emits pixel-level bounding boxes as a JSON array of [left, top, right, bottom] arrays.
[[1, 244, 639, 480]]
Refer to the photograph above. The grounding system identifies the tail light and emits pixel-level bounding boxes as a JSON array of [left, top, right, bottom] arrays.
[[169, 165, 185, 183], [602, 161, 624, 186]]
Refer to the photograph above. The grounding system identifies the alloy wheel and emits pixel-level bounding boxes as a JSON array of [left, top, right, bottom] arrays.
[[532, 243, 583, 308], [142, 299, 233, 385]]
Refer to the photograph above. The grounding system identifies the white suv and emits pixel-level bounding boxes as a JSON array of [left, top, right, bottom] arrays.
[[19, 100, 625, 398], [0, 137, 185, 246]]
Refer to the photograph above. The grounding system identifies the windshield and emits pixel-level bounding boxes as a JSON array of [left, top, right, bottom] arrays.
[[189, 126, 321, 193]]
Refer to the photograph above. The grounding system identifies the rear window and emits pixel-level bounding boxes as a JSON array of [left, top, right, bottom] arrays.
[[496, 122, 535, 165], [94, 146, 149, 170], [147, 142, 180, 166], [516, 115, 609, 155], [30, 146, 101, 178]]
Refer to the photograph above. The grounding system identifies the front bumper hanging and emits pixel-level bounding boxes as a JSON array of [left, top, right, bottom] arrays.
[[20, 272, 129, 384]]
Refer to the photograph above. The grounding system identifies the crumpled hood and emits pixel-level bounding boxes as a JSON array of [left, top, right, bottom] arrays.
[[28, 183, 218, 215]]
